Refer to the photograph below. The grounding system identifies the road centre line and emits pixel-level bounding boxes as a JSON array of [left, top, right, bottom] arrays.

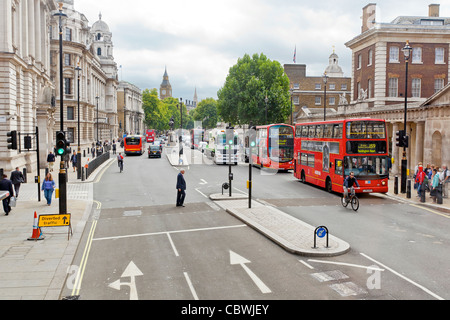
[[92, 224, 247, 241], [307, 259, 385, 272], [184, 272, 199, 300], [409, 204, 450, 219], [167, 233, 179, 257], [360, 252, 445, 300]]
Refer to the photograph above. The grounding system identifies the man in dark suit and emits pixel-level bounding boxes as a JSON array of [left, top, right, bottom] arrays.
[[10, 167, 24, 198], [176, 169, 186, 207], [0, 174, 14, 215]]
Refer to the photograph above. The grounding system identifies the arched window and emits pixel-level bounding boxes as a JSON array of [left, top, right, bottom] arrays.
[[97, 33, 102, 41], [97, 48, 102, 56]]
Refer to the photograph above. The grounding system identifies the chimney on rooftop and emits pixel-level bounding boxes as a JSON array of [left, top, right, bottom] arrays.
[[429, 4, 440, 17], [362, 3, 377, 33]]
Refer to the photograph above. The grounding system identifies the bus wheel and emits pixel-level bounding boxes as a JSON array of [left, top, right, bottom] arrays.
[[326, 177, 332, 193], [301, 171, 306, 183]]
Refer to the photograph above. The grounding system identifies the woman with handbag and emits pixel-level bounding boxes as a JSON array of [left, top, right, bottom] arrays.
[[42, 173, 56, 206]]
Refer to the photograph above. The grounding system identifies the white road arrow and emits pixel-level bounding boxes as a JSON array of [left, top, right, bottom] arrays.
[[109, 261, 143, 300], [229, 251, 271, 294]]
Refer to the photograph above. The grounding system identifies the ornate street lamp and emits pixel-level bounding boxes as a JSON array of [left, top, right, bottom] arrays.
[[400, 40, 412, 193], [75, 60, 82, 179]]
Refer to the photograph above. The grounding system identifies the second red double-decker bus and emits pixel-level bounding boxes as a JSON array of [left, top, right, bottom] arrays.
[[252, 124, 294, 171], [146, 129, 155, 143], [293, 118, 389, 193], [124, 135, 146, 156]]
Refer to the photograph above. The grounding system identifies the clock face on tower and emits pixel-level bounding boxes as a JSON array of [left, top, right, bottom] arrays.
[[162, 90, 166, 95]]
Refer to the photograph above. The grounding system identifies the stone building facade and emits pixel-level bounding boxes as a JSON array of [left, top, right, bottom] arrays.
[[117, 81, 144, 137], [298, 3, 450, 174]]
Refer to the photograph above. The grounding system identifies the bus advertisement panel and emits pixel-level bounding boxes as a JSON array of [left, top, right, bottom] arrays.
[[294, 119, 389, 194], [124, 135, 146, 155], [252, 124, 294, 171]]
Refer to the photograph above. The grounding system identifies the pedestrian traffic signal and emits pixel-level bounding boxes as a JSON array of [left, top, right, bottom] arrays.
[[7, 130, 18, 150], [249, 126, 257, 148], [55, 131, 67, 156], [226, 127, 234, 145]]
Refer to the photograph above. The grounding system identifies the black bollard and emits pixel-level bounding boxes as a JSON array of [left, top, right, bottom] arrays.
[[436, 184, 443, 204], [23, 168, 27, 183], [394, 176, 398, 195], [420, 185, 426, 203], [407, 180, 411, 199]]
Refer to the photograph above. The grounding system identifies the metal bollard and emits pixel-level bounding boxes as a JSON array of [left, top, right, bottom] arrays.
[[407, 180, 411, 199], [436, 184, 443, 204], [420, 185, 425, 203], [81, 167, 85, 182], [394, 176, 398, 195]]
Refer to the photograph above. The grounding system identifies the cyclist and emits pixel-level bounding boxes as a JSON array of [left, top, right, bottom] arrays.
[[343, 171, 360, 200], [117, 152, 124, 172]]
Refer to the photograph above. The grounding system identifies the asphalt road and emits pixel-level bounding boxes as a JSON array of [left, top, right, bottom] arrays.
[[61, 148, 449, 301]]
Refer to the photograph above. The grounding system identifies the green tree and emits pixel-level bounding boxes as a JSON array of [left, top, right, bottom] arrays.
[[192, 98, 219, 129], [217, 53, 291, 126], [142, 88, 165, 131]]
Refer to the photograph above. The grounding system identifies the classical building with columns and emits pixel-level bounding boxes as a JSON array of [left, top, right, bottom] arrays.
[[0, 0, 57, 172], [298, 3, 450, 175], [117, 81, 144, 137], [0, 0, 122, 172]]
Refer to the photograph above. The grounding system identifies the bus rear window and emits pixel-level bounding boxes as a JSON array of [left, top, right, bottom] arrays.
[[346, 121, 386, 139], [125, 138, 141, 145]]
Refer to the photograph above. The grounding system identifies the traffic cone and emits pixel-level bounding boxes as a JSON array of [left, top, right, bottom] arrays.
[[27, 211, 44, 241]]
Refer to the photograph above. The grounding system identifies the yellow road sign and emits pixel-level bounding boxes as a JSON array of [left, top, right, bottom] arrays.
[[38, 214, 71, 227]]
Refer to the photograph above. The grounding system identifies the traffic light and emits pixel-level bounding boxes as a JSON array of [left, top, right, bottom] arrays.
[[7, 131, 18, 150], [402, 134, 409, 148], [249, 126, 256, 148], [24, 136, 32, 150], [226, 127, 234, 145], [396, 130, 404, 147], [55, 131, 67, 156]]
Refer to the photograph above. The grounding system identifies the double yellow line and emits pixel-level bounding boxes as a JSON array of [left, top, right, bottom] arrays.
[[71, 200, 101, 296]]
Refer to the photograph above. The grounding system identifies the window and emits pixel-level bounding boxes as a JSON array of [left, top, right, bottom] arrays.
[[315, 96, 321, 105], [412, 47, 422, 63], [65, 28, 72, 41], [64, 53, 71, 66], [341, 84, 347, 90], [332, 123, 343, 139], [315, 125, 323, 138], [97, 48, 102, 56], [368, 79, 372, 98], [435, 47, 445, 64], [388, 78, 398, 97], [293, 96, 299, 104], [293, 83, 300, 89], [335, 159, 343, 176], [67, 128, 75, 143], [346, 121, 386, 139], [323, 125, 333, 138], [64, 78, 71, 95], [368, 49, 373, 66], [329, 83, 335, 90], [411, 78, 421, 98], [315, 83, 321, 90], [434, 78, 444, 93], [329, 97, 335, 105], [389, 46, 399, 63], [67, 106, 74, 120], [357, 54, 362, 69]]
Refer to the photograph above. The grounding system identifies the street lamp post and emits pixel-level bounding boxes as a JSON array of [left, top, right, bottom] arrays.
[[54, 2, 67, 214], [401, 40, 412, 193], [75, 61, 82, 179], [264, 96, 268, 124], [95, 96, 99, 146], [323, 72, 328, 121], [289, 85, 294, 125], [179, 98, 183, 164]]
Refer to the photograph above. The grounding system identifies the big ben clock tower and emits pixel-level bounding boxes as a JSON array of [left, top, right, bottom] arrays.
[[160, 67, 172, 99]]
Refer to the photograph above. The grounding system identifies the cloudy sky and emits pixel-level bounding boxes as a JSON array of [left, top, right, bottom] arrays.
[[74, 0, 450, 102]]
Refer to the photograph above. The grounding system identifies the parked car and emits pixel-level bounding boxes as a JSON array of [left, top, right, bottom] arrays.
[[148, 145, 161, 158]]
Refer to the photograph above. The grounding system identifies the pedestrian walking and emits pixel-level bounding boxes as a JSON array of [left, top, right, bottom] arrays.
[[41, 173, 56, 206], [47, 151, 56, 172], [176, 169, 186, 207], [91, 146, 95, 158], [415, 165, 426, 198], [440, 164, 449, 198], [70, 151, 77, 172], [10, 167, 25, 198], [0, 174, 14, 215], [112, 142, 117, 154]]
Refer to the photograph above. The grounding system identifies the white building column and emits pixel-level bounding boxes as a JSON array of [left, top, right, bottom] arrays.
[[414, 121, 425, 166]]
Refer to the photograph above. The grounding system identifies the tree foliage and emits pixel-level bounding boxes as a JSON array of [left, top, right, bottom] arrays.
[[191, 97, 220, 129], [217, 53, 291, 126]]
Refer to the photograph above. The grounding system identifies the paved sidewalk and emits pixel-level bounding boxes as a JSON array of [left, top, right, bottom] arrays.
[[0, 152, 114, 300]]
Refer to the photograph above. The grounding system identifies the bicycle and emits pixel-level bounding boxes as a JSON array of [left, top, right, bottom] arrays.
[[341, 187, 359, 211]]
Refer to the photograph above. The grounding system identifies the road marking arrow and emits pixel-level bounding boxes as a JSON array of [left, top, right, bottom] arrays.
[[229, 251, 271, 294], [108, 261, 143, 300]]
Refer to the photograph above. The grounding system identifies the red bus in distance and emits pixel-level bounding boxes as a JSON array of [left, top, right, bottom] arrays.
[[252, 124, 295, 171], [146, 129, 155, 143], [293, 118, 389, 194]]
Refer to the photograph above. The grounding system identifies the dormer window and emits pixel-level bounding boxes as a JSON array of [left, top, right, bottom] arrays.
[[420, 19, 444, 25]]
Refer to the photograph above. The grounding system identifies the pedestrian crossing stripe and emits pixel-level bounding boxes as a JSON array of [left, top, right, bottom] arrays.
[[38, 214, 71, 227]]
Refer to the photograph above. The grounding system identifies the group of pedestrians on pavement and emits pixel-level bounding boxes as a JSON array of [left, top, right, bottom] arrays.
[[414, 162, 449, 203]]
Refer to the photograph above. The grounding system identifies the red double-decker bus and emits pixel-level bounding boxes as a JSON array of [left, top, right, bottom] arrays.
[[146, 129, 155, 143], [252, 124, 294, 171], [293, 118, 389, 194], [124, 135, 146, 156]]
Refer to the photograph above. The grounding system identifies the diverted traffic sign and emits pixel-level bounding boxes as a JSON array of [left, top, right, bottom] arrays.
[[38, 214, 72, 240], [39, 214, 71, 227]]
